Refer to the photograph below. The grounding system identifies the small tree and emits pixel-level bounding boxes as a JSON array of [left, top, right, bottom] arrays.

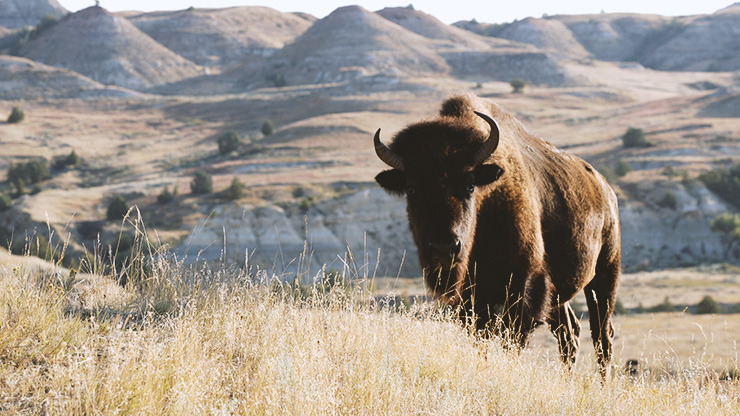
[[261, 119, 274, 136], [106, 195, 129, 221], [7, 107, 25, 124], [661, 165, 676, 178], [710, 213, 740, 260], [650, 296, 676, 313], [266, 73, 287, 87], [614, 159, 632, 177], [157, 185, 175, 204], [190, 171, 213, 194], [223, 177, 246, 200], [613, 299, 628, 315], [658, 191, 677, 210], [695, 295, 721, 315], [217, 131, 240, 155], [510, 78, 527, 93], [66, 150, 80, 166], [0, 194, 11, 212], [622, 127, 649, 148]]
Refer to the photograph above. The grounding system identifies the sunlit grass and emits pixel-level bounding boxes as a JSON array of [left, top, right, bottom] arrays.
[[1, 244, 739, 414]]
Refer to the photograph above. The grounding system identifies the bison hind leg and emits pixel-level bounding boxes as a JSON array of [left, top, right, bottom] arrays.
[[585, 260, 619, 380], [548, 302, 581, 368]]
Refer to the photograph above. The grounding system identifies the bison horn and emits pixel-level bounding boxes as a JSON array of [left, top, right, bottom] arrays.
[[472, 111, 500, 165], [374, 128, 404, 171]]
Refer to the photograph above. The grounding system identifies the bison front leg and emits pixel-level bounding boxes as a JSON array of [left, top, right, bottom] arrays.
[[500, 270, 552, 348], [548, 302, 581, 368]]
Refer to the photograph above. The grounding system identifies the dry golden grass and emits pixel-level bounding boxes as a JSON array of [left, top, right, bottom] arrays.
[[2, 247, 739, 415]]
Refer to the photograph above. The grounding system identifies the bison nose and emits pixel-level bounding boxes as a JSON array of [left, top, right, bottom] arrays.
[[427, 240, 462, 259]]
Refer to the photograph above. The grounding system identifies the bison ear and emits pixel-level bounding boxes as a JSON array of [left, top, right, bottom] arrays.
[[474, 164, 504, 186], [375, 169, 406, 196]]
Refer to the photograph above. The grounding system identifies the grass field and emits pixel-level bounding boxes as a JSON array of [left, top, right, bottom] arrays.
[[1, 245, 739, 415]]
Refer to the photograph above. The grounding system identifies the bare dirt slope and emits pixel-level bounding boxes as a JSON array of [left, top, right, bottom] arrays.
[[128, 6, 314, 68], [0, 0, 67, 29], [640, 4, 740, 71], [17, 6, 201, 90], [0, 55, 135, 99]]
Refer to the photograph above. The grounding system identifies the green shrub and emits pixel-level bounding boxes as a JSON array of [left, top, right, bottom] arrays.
[[0, 194, 11, 212], [613, 299, 628, 315], [190, 171, 213, 194], [7, 160, 50, 194], [299, 196, 316, 211], [598, 166, 616, 183], [709, 213, 740, 259], [622, 127, 649, 148], [266, 73, 287, 87], [217, 131, 240, 155], [66, 150, 80, 166], [698, 162, 740, 208], [509, 78, 527, 93], [29, 14, 58, 40], [614, 159, 632, 177], [261, 120, 275, 136], [223, 177, 246, 200], [53, 150, 80, 170], [106, 195, 129, 221], [661, 165, 676, 178], [695, 295, 721, 314], [649, 296, 676, 313], [157, 185, 176, 204], [658, 191, 677, 210], [7, 106, 24, 124]]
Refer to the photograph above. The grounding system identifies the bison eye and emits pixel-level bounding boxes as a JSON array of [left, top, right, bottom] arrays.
[[406, 186, 416, 195], [466, 184, 475, 194]]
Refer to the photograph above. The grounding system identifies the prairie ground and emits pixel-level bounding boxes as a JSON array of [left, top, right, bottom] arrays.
[[1, 246, 739, 415]]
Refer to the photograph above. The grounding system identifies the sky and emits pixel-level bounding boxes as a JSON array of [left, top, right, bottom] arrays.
[[56, 0, 736, 24]]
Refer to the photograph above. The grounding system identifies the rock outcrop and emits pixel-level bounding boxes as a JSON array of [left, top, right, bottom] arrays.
[[177, 182, 732, 277], [179, 189, 415, 278]]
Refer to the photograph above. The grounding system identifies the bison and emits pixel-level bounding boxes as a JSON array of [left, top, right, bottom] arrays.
[[374, 94, 620, 377]]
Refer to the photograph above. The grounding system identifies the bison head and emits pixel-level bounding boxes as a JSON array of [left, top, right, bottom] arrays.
[[374, 112, 503, 302]]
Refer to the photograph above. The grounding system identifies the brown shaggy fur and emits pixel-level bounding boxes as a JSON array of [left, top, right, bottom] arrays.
[[375, 94, 621, 377]]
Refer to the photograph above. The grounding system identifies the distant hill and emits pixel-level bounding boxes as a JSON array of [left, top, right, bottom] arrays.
[[0, 0, 67, 29], [16, 6, 201, 90], [456, 5, 740, 72], [128, 6, 315, 68], [376, 6, 500, 50], [0, 55, 135, 99], [253, 5, 449, 86], [494, 17, 589, 58], [551, 13, 671, 61], [640, 4, 740, 71]]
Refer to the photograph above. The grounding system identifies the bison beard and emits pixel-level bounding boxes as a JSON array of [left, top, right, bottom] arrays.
[[374, 94, 621, 379]]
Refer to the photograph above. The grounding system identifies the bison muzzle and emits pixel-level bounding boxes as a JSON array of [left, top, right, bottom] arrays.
[[374, 94, 621, 378]]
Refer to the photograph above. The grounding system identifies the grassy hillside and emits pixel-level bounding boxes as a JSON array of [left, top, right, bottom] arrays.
[[1, 242, 739, 414]]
